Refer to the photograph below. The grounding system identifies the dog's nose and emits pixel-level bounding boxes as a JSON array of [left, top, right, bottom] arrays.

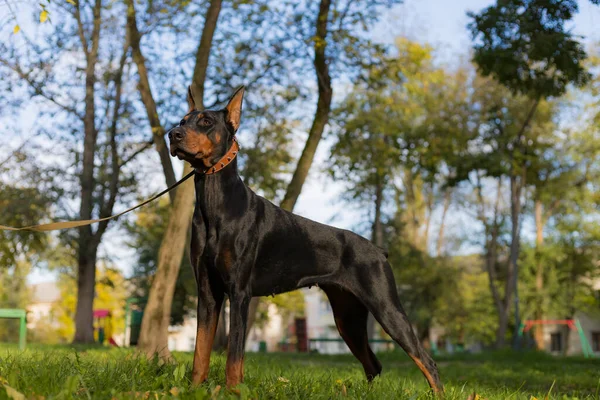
[[168, 129, 185, 142]]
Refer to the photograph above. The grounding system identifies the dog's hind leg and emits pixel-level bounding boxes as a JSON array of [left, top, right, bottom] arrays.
[[352, 261, 443, 394], [322, 284, 382, 381]]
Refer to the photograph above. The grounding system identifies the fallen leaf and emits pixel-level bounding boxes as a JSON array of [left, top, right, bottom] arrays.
[[13, 25, 20, 34], [2, 384, 26, 400], [40, 10, 49, 23]]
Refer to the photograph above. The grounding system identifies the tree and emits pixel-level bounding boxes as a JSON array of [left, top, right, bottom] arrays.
[[468, 0, 595, 347], [0, 0, 142, 343]]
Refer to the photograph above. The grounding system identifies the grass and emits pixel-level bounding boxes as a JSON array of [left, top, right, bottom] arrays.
[[0, 344, 599, 399]]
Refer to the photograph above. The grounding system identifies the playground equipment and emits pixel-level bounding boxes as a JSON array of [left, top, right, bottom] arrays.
[[124, 298, 143, 346], [0, 309, 26, 349], [93, 309, 118, 346], [519, 319, 595, 358]]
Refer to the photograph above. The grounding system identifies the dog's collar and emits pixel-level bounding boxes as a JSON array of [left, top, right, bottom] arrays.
[[196, 136, 239, 175]]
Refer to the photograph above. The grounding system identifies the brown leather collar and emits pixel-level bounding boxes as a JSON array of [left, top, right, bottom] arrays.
[[196, 136, 239, 175]]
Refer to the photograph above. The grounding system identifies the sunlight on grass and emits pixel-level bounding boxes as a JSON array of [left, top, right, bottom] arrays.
[[0, 345, 598, 399]]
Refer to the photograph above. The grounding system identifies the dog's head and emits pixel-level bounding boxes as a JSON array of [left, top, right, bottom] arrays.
[[168, 86, 244, 169]]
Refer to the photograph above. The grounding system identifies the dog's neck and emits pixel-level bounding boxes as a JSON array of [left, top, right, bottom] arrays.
[[195, 137, 239, 175], [193, 138, 245, 206]]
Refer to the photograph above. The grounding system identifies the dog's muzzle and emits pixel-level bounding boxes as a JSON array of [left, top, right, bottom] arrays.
[[168, 128, 187, 157], [168, 128, 185, 144]]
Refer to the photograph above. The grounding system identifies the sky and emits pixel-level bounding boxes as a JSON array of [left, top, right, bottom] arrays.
[[19, 0, 600, 283]]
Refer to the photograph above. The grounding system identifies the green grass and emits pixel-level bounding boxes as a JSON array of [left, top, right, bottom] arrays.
[[0, 345, 599, 399]]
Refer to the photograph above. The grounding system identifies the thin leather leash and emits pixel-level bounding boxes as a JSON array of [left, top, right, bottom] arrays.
[[0, 137, 239, 232]]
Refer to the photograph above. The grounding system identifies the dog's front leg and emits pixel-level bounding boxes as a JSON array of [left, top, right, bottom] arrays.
[[192, 270, 224, 385], [191, 217, 224, 385], [225, 290, 251, 388]]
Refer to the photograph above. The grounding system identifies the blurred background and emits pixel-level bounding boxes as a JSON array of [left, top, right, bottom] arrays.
[[0, 0, 599, 359]]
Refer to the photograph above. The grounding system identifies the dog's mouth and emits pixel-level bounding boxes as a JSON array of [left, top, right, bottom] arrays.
[[170, 146, 197, 160]]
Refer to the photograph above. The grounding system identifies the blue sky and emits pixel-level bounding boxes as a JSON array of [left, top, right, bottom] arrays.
[[22, 0, 600, 283]]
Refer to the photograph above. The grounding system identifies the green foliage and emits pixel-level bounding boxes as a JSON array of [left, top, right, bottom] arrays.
[[452, 74, 557, 183], [330, 39, 472, 230], [1, 346, 600, 399], [0, 184, 52, 269], [0, 160, 57, 341], [468, 0, 593, 98], [520, 232, 600, 323], [433, 256, 498, 346], [254, 291, 306, 331]]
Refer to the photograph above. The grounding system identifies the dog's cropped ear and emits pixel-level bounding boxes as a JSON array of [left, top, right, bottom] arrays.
[[187, 85, 196, 113], [225, 86, 245, 132]]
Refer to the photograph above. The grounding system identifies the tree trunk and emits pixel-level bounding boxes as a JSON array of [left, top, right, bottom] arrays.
[[496, 307, 509, 348], [533, 199, 545, 350], [137, 169, 195, 358], [508, 170, 525, 349], [367, 175, 384, 340], [436, 188, 451, 257], [245, 296, 259, 337], [371, 176, 384, 248], [279, 0, 333, 212], [73, 249, 98, 343], [126, 0, 176, 193], [73, 0, 103, 344], [423, 182, 434, 252], [136, 0, 223, 360], [213, 302, 228, 350], [479, 178, 508, 348]]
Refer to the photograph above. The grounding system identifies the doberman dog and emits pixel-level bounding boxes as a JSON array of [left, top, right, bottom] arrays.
[[168, 86, 443, 394]]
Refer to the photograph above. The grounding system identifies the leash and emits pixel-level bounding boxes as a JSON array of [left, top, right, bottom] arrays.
[[0, 137, 240, 233], [0, 170, 196, 232]]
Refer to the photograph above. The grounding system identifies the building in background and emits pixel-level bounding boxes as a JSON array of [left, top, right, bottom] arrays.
[[26, 281, 61, 329]]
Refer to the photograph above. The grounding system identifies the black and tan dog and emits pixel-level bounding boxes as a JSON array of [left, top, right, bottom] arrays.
[[168, 86, 442, 394]]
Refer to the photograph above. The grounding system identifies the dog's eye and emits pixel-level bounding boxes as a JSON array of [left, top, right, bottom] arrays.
[[198, 118, 212, 127], [179, 119, 186, 126]]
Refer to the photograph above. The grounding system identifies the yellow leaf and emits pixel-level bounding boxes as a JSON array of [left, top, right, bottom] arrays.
[[66, 0, 76, 4], [2, 384, 26, 400], [40, 10, 49, 23], [13, 25, 20, 34]]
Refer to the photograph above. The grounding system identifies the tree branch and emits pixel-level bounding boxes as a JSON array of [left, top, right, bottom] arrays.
[[0, 58, 83, 119]]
